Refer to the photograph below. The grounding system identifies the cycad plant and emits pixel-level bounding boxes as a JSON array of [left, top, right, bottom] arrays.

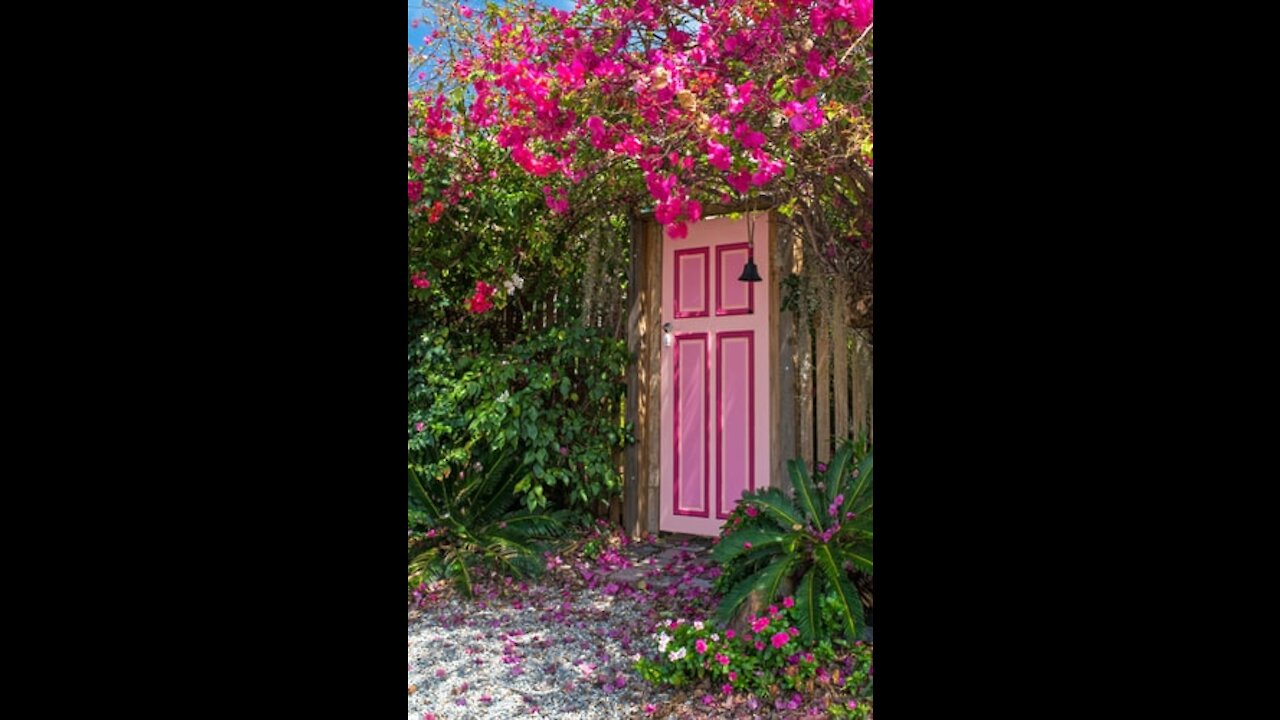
[[407, 444, 570, 597], [711, 440, 873, 642]]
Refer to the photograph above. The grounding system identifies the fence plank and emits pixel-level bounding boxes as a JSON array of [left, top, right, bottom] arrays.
[[815, 280, 831, 464], [769, 215, 786, 489], [644, 220, 663, 534], [833, 278, 849, 446], [851, 332, 870, 442], [796, 246, 813, 473]]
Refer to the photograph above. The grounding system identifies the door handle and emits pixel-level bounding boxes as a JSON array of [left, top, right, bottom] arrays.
[[662, 322, 673, 347]]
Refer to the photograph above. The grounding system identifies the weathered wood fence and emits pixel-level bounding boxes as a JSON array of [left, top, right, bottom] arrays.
[[776, 224, 873, 470]]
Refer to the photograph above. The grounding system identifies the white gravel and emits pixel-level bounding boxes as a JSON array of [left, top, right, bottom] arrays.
[[408, 535, 731, 720]]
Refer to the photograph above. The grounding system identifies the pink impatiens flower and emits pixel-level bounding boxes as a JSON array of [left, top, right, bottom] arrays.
[[695, 638, 708, 654], [415, 422, 425, 432], [715, 653, 729, 666], [725, 629, 736, 639], [783, 596, 795, 608], [751, 616, 770, 633], [771, 631, 791, 649]]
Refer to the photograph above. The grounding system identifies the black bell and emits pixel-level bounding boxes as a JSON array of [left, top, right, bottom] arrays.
[[738, 254, 762, 283]]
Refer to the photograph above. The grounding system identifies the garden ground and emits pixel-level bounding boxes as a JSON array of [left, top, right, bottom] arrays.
[[408, 527, 871, 719]]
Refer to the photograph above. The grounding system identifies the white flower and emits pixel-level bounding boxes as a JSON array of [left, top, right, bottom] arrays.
[[710, 633, 719, 642], [512, 273, 524, 289], [496, 390, 510, 403], [668, 647, 687, 661], [656, 632, 671, 652], [693, 621, 705, 631]]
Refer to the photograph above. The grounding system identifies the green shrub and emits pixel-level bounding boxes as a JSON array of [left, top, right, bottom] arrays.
[[407, 443, 571, 597], [711, 440, 873, 643], [408, 324, 632, 513]]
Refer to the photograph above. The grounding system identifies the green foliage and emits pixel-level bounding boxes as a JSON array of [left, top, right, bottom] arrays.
[[407, 443, 571, 597], [712, 439, 873, 644], [409, 323, 632, 513]]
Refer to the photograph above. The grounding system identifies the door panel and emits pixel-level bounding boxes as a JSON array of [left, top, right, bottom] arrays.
[[660, 215, 770, 536]]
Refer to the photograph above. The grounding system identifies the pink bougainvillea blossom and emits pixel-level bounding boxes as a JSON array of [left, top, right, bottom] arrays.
[[469, 280, 496, 314]]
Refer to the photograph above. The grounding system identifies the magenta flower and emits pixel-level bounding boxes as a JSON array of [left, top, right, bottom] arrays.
[[743, 541, 752, 550], [722, 683, 734, 695], [789, 627, 799, 637], [745, 505, 758, 517], [701, 694, 715, 706], [725, 629, 736, 639], [695, 638, 708, 654], [751, 616, 770, 633], [415, 422, 425, 432], [716, 653, 730, 666], [783, 596, 795, 608], [755, 640, 765, 651], [644, 704, 657, 715], [728, 670, 737, 682], [771, 631, 791, 649]]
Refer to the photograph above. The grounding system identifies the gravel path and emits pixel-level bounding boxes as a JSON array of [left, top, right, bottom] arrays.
[[408, 535, 719, 720]]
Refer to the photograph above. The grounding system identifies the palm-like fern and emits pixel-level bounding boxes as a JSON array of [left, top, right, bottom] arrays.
[[712, 441, 873, 642], [408, 444, 570, 597]]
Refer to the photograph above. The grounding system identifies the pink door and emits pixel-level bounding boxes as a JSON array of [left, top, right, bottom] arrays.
[[660, 214, 771, 536]]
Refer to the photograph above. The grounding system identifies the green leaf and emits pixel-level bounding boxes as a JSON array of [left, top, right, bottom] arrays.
[[452, 556, 474, 598], [788, 459, 825, 530], [713, 555, 791, 627], [825, 443, 856, 504], [814, 544, 864, 639], [753, 554, 793, 604], [847, 452, 873, 507], [793, 569, 822, 643], [839, 545, 873, 574], [501, 510, 570, 538], [408, 466, 444, 520], [744, 487, 806, 530], [709, 527, 788, 565]]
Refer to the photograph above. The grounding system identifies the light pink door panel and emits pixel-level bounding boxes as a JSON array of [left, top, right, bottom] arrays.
[[660, 215, 770, 536]]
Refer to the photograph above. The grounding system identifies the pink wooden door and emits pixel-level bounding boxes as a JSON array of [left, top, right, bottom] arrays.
[[660, 214, 771, 536]]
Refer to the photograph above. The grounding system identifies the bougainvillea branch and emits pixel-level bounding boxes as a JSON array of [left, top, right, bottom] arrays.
[[409, 0, 872, 321]]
